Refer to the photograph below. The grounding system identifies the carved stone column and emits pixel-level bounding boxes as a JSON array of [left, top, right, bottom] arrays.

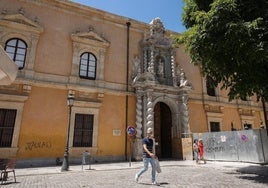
[[133, 91, 154, 159], [135, 92, 143, 139], [143, 48, 147, 72], [171, 54, 177, 87], [149, 47, 155, 73], [146, 91, 154, 130]]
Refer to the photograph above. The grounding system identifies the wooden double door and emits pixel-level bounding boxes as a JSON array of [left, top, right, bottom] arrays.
[[154, 102, 172, 159]]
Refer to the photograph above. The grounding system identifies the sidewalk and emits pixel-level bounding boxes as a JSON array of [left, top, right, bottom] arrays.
[[15, 160, 268, 177]]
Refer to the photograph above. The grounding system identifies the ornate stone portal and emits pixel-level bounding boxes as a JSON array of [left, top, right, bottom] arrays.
[[132, 18, 192, 160]]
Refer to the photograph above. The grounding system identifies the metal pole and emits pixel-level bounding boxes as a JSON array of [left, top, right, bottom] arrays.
[[129, 137, 132, 167], [61, 102, 72, 171]]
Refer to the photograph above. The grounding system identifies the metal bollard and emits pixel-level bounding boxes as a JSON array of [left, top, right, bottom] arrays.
[[82, 151, 91, 170]]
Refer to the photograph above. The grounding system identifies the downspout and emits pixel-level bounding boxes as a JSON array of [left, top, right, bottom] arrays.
[[261, 96, 268, 136], [125, 21, 131, 160]]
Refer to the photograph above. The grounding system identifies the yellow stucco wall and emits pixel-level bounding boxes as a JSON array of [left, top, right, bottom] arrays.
[[16, 87, 137, 159], [17, 86, 67, 158], [97, 95, 136, 156], [97, 94, 126, 156], [188, 102, 207, 133]]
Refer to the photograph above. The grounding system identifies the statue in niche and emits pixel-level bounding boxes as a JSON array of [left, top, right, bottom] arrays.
[[132, 56, 141, 79], [157, 59, 164, 76]]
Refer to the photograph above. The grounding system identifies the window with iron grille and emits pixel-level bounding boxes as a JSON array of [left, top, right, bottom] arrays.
[[0, 109, 17, 147], [206, 76, 216, 96], [5, 38, 27, 70], [73, 114, 94, 147], [210, 122, 220, 132], [79, 52, 97, 80], [243, 123, 252, 130], [240, 96, 247, 101]]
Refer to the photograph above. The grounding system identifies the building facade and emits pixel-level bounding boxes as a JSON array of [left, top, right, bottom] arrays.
[[0, 0, 266, 166]]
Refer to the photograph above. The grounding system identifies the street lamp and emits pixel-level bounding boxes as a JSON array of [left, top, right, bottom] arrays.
[[61, 93, 74, 171]]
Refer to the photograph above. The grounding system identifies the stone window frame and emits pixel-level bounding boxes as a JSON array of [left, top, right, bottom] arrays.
[[209, 121, 221, 132], [73, 113, 94, 147], [0, 13, 44, 78], [206, 112, 223, 132], [206, 76, 216, 97], [240, 115, 254, 130], [0, 108, 17, 147], [202, 76, 220, 101], [0, 94, 28, 158], [70, 30, 110, 85], [68, 97, 101, 157]]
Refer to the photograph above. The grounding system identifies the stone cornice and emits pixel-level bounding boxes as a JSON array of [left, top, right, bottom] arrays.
[[18, 0, 151, 33], [13, 74, 136, 96], [71, 30, 110, 48], [204, 104, 224, 113], [0, 13, 44, 33]]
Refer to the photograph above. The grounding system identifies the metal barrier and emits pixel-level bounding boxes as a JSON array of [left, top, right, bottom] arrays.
[[82, 151, 91, 170], [193, 129, 268, 163]]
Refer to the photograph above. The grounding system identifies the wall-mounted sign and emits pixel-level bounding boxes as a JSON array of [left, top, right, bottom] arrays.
[[113, 129, 122, 136], [241, 134, 248, 141]]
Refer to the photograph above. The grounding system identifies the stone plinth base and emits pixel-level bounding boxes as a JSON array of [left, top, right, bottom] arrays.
[[133, 138, 143, 161]]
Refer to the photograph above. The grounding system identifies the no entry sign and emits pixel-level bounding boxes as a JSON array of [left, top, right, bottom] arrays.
[[127, 126, 137, 136]]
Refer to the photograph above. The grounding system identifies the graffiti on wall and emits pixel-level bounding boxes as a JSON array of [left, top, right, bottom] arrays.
[[25, 141, 52, 151], [204, 137, 224, 153]]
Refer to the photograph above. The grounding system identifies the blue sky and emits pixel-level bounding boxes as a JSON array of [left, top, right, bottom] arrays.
[[70, 0, 186, 33]]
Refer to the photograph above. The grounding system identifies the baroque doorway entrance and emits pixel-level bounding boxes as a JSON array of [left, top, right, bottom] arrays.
[[154, 102, 172, 159], [131, 17, 192, 161]]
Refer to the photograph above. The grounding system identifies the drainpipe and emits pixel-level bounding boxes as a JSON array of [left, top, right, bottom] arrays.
[[261, 96, 268, 136], [125, 21, 131, 160]]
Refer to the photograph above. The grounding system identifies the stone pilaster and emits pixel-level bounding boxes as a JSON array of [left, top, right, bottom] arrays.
[[180, 95, 190, 137], [171, 54, 177, 87], [133, 92, 143, 160]]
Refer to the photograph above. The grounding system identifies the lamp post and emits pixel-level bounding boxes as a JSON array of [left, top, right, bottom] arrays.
[[61, 93, 74, 171]]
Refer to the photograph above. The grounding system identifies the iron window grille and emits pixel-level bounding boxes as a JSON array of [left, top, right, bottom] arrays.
[[0, 109, 16, 147]]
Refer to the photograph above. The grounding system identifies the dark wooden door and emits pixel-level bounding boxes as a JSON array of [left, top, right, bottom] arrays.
[[154, 102, 172, 158]]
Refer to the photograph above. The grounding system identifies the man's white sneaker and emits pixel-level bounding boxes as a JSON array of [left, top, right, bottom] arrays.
[[135, 174, 139, 183], [152, 181, 159, 186]]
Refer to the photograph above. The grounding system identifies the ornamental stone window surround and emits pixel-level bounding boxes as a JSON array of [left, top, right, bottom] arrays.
[[69, 29, 110, 87], [0, 13, 44, 79]]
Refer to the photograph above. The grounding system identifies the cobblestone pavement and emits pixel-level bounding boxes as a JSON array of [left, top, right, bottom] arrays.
[[1, 161, 268, 187]]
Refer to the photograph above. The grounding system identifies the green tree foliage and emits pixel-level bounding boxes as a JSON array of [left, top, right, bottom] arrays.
[[176, 0, 268, 101]]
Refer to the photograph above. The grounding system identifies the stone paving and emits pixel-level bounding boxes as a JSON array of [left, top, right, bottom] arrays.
[[1, 160, 267, 187]]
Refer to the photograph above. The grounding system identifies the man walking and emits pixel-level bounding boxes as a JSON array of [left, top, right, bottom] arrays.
[[135, 127, 158, 185]]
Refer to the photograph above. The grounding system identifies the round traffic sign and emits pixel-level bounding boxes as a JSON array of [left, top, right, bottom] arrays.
[[127, 126, 137, 136]]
